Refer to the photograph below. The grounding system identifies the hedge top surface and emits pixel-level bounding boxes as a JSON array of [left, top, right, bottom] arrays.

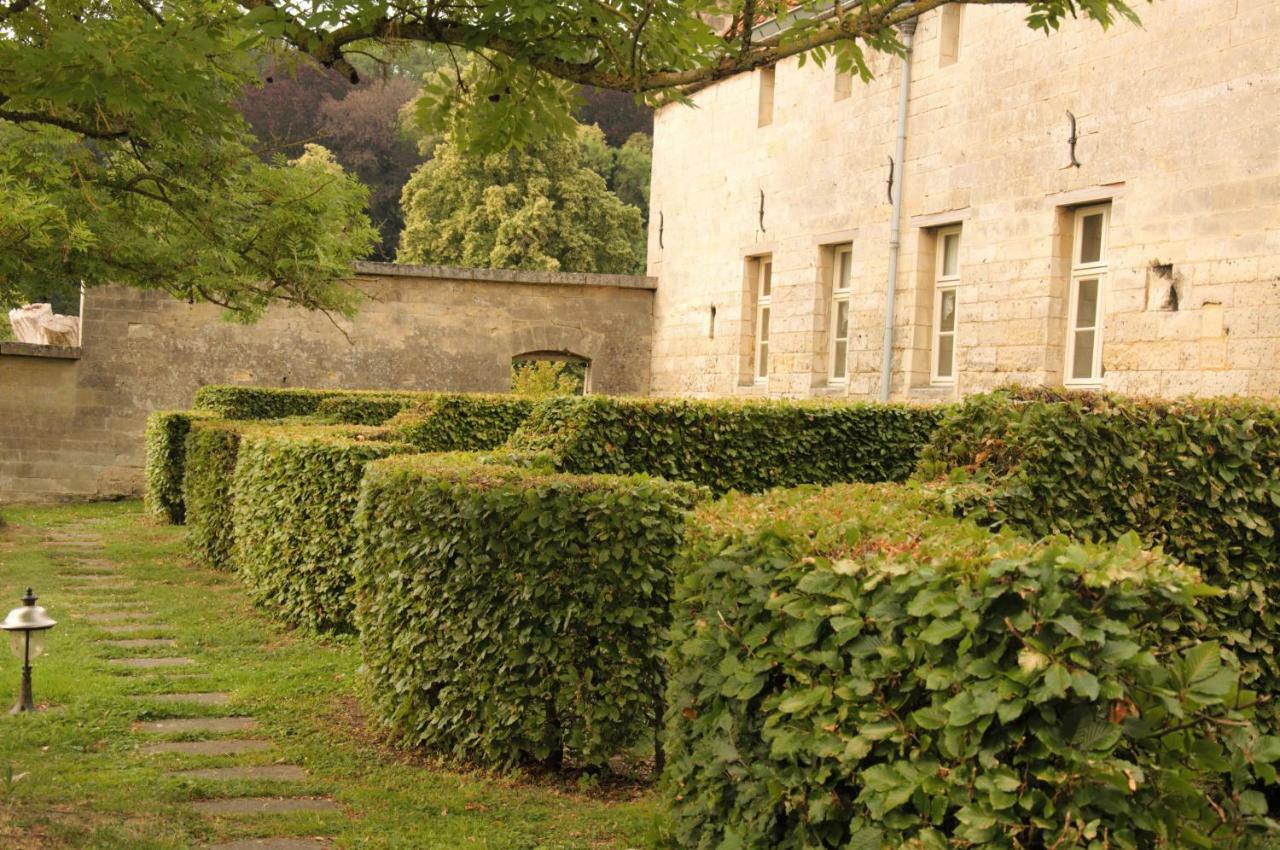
[[362, 450, 709, 499], [193, 384, 432, 420]]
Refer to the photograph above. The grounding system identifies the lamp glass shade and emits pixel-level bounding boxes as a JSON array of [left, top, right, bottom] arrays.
[[9, 630, 45, 660]]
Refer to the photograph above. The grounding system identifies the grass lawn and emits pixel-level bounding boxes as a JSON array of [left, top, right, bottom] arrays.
[[0, 500, 661, 849]]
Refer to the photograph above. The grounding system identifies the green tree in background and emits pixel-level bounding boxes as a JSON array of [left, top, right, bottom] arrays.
[[398, 127, 645, 274]]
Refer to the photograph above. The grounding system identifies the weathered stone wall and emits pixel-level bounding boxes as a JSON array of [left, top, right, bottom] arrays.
[[0, 263, 654, 503], [647, 0, 1280, 400]]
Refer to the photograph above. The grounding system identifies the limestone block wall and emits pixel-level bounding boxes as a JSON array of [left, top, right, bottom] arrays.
[[647, 0, 1280, 400], [0, 263, 654, 502]]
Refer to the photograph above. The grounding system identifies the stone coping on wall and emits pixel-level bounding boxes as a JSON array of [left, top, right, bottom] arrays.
[[354, 261, 658, 291], [0, 341, 81, 360]]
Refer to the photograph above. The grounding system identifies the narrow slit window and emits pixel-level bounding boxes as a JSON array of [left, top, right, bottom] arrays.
[[758, 67, 776, 127], [834, 68, 853, 101], [931, 226, 961, 384], [755, 258, 772, 382], [829, 246, 852, 381], [1065, 205, 1110, 384]]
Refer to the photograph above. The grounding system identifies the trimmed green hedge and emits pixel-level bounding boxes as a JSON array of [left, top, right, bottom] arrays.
[[193, 385, 429, 420], [313, 394, 420, 425], [664, 482, 1277, 849], [386, 394, 534, 452], [231, 425, 413, 632], [506, 396, 941, 495], [353, 453, 704, 769], [143, 409, 214, 524], [916, 386, 1280, 732], [182, 419, 246, 570]]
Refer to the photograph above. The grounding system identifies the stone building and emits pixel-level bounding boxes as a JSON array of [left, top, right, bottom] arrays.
[[646, 0, 1280, 401]]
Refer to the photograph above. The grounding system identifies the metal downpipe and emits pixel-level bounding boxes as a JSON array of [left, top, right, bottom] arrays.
[[878, 20, 918, 402]]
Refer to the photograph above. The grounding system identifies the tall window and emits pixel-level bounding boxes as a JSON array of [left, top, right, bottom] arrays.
[[758, 67, 776, 127], [1065, 205, 1109, 384], [931, 226, 961, 384], [754, 257, 772, 382], [829, 246, 852, 381]]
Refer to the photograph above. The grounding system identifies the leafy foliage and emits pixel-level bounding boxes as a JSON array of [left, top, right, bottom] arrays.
[[510, 359, 587, 398], [192, 385, 423, 420], [353, 453, 704, 769], [664, 482, 1278, 849], [397, 126, 645, 274], [181, 419, 246, 570], [386, 394, 534, 452], [507, 396, 942, 495], [313, 394, 421, 426], [916, 386, 1280, 733], [143, 409, 214, 524], [231, 425, 413, 632]]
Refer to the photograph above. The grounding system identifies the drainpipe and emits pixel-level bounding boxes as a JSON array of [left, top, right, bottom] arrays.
[[878, 19, 918, 402]]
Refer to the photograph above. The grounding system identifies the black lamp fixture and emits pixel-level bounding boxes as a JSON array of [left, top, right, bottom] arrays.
[[2, 588, 56, 714]]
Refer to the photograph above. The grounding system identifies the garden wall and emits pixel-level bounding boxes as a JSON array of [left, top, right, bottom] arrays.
[[0, 262, 655, 503]]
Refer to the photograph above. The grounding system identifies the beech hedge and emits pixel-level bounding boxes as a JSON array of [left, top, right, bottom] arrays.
[[664, 482, 1279, 849], [386, 394, 534, 452], [353, 453, 704, 770], [182, 419, 246, 570], [313, 394, 419, 425], [193, 384, 428, 420], [230, 425, 413, 632], [916, 386, 1280, 732], [143, 409, 214, 524], [506, 396, 941, 495]]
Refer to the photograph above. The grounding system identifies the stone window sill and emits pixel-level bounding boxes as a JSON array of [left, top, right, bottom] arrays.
[[0, 341, 82, 360]]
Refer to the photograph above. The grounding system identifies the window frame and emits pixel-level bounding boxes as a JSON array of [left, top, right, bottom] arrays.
[[754, 257, 772, 384], [1064, 204, 1110, 386], [930, 225, 961, 386], [827, 245, 852, 383]]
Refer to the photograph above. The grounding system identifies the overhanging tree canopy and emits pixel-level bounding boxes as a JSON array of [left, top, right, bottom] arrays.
[[2, 0, 1144, 317]]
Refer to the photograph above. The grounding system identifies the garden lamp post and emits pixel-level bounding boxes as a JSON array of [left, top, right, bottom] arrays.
[[2, 588, 56, 714]]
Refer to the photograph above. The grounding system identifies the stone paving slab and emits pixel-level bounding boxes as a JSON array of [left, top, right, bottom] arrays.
[[135, 717, 258, 734], [209, 839, 331, 849], [96, 624, 170, 635], [193, 797, 338, 816], [110, 657, 195, 669], [173, 765, 307, 782], [142, 739, 273, 756], [102, 638, 178, 649], [137, 692, 232, 705]]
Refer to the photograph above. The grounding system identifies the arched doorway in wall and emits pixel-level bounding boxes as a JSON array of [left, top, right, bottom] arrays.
[[510, 350, 592, 396]]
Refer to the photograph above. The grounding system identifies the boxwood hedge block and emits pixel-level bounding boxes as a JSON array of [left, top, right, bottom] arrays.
[[386, 394, 534, 452], [506, 396, 941, 495], [182, 419, 246, 570], [230, 425, 414, 632], [664, 482, 1275, 848], [143, 409, 214, 524], [916, 385, 1280, 732], [353, 453, 704, 770]]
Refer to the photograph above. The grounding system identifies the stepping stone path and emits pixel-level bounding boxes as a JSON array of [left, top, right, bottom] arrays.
[[209, 841, 331, 850], [193, 798, 339, 816], [103, 638, 178, 649], [110, 656, 196, 669], [141, 739, 275, 757], [53, 522, 341, 849]]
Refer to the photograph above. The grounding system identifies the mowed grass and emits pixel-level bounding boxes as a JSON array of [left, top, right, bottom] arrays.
[[0, 501, 661, 849]]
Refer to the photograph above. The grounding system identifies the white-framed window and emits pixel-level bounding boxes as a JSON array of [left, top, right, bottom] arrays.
[[1065, 204, 1109, 385], [931, 226, 961, 384], [828, 246, 852, 382], [754, 257, 772, 382]]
